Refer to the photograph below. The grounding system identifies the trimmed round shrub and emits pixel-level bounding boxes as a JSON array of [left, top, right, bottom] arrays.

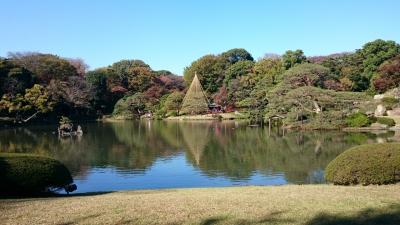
[[376, 117, 396, 127], [345, 112, 371, 127], [325, 143, 400, 185], [0, 153, 74, 194]]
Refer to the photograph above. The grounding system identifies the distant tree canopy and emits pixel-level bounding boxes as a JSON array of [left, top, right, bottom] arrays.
[[0, 52, 184, 121], [48, 77, 94, 109], [66, 58, 89, 77], [183, 54, 226, 94], [107, 59, 153, 92], [180, 39, 400, 125], [282, 63, 332, 89], [89, 59, 184, 116], [1, 39, 400, 124], [224, 60, 255, 85], [85, 68, 115, 112], [253, 57, 284, 85], [221, 48, 254, 64], [0, 59, 33, 96], [359, 39, 400, 78], [183, 48, 254, 94], [282, 50, 307, 69], [9, 52, 79, 84]]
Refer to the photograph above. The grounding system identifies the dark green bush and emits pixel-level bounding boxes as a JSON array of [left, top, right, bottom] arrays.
[[376, 117, 396, 127], [345, 112, 372, 127], [325, 143, 400, 185], [0, 153, 73, 194]]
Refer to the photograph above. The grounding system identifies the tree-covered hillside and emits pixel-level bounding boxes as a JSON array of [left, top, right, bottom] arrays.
[[1, 39, 400, 128]]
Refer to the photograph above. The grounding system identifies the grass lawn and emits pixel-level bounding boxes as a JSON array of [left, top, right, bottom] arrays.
[[1, 185, 400, 225]]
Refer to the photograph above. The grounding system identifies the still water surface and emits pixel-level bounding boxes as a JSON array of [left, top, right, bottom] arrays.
[[0, 121, 397, 193]]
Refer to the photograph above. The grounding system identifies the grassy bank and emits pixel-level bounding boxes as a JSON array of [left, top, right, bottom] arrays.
[[166, 112, 247, 120], [1, 185, 400, 225]]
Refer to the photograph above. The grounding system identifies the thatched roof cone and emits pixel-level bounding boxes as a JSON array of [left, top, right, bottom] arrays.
[[180, 73, 209, 115]]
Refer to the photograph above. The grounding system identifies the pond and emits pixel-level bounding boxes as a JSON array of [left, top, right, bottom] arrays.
[[0, 121, 398, 193]]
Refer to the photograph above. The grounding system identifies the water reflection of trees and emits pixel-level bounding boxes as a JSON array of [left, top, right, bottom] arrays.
[[110, 121, 182, 170], [0, 121, 396, 184], [179, 122, 388, 183], [0, 122, 182, 177]]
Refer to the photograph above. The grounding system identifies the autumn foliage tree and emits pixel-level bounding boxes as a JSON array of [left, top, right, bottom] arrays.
[[48, 77, 95, 110], [373, 56, 400, 93], [0, 84, 55, 122], [1, 39, 400, 124], [66, 58, 89, 77], [9, 52, 78, 83]]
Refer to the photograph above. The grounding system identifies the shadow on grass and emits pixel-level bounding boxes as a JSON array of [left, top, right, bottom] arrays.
[[199, 216, 227, 225], [198, 205, 400, 225], [306, 203, 400, 225], [56, 213, 101, 225], [57, 191, 114, 197], [199, 211, 294, 225], [0, 191, 114, 200]]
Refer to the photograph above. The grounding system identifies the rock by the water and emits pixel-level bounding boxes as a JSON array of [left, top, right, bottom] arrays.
[[374, 94, 385, 100], [387, 108, 400, 116], [370, 122, 388, 130], [374, 88, 400, 101], [385, 88, 400, 99], [389, 125, 400, 131], [374, 104, 386, 116]]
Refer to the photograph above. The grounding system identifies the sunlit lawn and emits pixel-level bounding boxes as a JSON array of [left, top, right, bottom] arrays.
[[1, 185, 400, 225]]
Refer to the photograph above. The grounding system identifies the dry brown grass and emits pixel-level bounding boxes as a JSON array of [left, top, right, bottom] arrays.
[[1, 185, 400, 225]]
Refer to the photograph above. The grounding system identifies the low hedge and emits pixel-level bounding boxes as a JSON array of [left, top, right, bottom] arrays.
[[376, 117, 396, 127], [0, 153, 74, 195], [325, 143, 400, 185]]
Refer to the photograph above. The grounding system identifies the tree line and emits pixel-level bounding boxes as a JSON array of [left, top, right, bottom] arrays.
[[0, 53, 184, 123], [183, 39, 400, 126], [1, 39, 399, 125]]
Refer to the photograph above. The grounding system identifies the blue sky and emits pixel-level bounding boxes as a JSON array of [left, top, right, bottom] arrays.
[[1, 0, 399, 75]]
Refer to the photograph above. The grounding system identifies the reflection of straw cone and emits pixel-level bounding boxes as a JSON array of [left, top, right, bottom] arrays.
[[180, 122, 210, 165], [314, 140, 322, 155]]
